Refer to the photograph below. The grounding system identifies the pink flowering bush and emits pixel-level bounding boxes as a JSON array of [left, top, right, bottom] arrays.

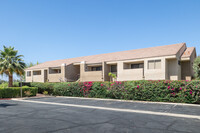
[[107, 81, 127, 99], [80, 82, 93, 96], [88, 82, 108, 98], [31, 80, 200, 104]]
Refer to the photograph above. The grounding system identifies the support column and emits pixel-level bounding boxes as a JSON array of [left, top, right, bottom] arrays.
[[80, 61, 85, 82], [61, 63, 66, 82], [103, 62, 109, 81], [31, 70, 33, 82]]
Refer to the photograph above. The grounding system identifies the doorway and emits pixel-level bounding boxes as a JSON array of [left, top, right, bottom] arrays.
[[44, 70, 48, 82]]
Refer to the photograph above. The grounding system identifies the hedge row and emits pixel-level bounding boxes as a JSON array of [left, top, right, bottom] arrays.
[[30, 80, 200, 104], [0, 87, 38, 98]]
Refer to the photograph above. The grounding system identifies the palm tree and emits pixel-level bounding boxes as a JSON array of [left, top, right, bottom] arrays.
[[0, 46, 26, 87]]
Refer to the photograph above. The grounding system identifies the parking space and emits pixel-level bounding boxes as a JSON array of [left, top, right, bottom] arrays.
[[0, 97, 200, 133]]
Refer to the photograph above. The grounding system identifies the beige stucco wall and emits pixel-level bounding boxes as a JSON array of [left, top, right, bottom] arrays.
[[166, 43, 186, 80], [81, 71, 102, 82], [48, 65, 66, 82], [166, 59, 181, 80], [190, 49, 196, 77], [26, 68, 61, 83], [26, 70, 33, 82], [144, 57, 166, 80], [103, 62, 110, 81], [66, 64, 80, 82], [117, 61, 143, 81], [25, 44, 196, 82], [80, 62, 103, 82], [32, 69, 45, 82], [181, 61, 191, 80], [48, 73, 62, 82], [26, 77, 32, 82], [181, 49, 197, 80], [25, 56, 188, 82], [26, 69, 45, 82], [26, 64, 81, 83]]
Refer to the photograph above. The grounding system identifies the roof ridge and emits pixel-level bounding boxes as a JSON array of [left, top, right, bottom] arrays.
[[26, 43, 186, 70], [35, 42, 186, 63]]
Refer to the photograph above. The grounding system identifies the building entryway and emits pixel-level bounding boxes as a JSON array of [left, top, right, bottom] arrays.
[[44, 70, 48, 82]]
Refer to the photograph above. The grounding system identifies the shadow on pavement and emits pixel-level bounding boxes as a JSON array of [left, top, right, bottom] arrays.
[[0, 103, 18, 108]]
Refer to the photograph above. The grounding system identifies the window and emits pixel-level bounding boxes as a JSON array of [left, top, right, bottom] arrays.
[[33, 70, 41, 75], [27, 71, 31, 77], [155, 60, 161, 69], [91, 66, 102, 71], [131, 63, 144, 69], [111, 65, 117, 72], [148, 60, 161, 69], [49, 69, 61, 74], [148, 61, 154, 69]]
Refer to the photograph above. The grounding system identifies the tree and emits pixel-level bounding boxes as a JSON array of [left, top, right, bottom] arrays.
[[108, 72, 117, 81], [26, 61, 40, 68], [0, 79, 6, 84], [27, 62, 34, 67], [193, 56, 200, 79], [0, 46, 26, 87]]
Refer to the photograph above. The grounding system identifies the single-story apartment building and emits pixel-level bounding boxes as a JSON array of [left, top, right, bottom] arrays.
[[25, 43, 197, 82]]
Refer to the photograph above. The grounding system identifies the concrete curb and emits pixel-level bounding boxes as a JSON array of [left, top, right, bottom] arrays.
[[56, 96, 200, 107], [12, 95, 200, 107], [0, 98, 12, 100], [11, 96, 55, 101]]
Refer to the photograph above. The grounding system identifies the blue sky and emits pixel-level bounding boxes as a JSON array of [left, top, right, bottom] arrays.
[[0, 0, 200, 80]]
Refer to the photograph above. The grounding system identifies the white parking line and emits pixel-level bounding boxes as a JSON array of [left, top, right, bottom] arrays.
[[12, 99, 200, 120]]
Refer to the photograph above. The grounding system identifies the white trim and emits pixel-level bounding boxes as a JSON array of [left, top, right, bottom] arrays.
[[61, 63, 66, 66], [181, 57, 190, 61], [81, 61, 85, 64]]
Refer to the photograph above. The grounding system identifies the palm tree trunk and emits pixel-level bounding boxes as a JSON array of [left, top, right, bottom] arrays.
[[8, 74, 13, 87]]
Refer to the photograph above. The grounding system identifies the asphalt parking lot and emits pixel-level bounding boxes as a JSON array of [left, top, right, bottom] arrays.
[[1, 97, 200, 133]]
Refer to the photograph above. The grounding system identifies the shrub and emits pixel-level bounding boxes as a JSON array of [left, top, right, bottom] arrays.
[[0, 87, 38, 98], [30, 80, 200, 104], [88, 82, 108, 98], [193, 57, 200, 79], [43, 91, 48, 95], [24, 90, 32, 97], [53, 82, 82, 97], [30, 82, 54, 94], [0, 82, 19, 88]]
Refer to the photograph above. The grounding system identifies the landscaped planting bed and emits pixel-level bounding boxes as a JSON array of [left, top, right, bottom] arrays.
[[31, 80, 200, 104], [0, 87, 38, 98]]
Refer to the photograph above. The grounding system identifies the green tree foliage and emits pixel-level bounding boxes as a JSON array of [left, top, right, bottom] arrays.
[[0, 79, 6, 84], [26, 61, 40, 68], [193, 56, 200, 79], [27, 62, 34, 67], [108, 72, 117, 81], [0, 46, 26, 87]]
